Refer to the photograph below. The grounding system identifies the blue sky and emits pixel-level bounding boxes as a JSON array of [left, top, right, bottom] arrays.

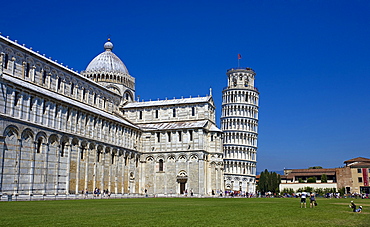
[[1, 0, 370, 171]]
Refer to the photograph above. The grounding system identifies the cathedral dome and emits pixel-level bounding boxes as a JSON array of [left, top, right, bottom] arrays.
[[85, 39, 129, 74]]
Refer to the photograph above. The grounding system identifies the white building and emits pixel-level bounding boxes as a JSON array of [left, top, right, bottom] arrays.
[[0, 35, 225, 196], [221, 68, 259, 194]]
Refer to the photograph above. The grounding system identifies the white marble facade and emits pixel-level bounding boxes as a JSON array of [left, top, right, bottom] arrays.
[[221, 68, 259, 194], [0, 35, 225, 196]]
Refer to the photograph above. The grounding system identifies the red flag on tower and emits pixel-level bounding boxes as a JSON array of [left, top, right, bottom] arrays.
[[238, 54, 242, 60]]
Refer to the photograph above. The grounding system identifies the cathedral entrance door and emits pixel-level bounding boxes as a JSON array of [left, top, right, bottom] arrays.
[[177, 170, 188, 194], [180, 182, 186, 194]]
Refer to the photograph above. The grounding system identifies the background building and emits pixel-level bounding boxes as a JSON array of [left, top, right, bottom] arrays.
[[280, 157, 370, 194]]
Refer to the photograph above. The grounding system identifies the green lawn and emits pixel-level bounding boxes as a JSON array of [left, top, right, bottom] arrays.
[[0, 197, 369, 226]]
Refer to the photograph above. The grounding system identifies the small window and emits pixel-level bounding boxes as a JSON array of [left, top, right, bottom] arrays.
[[43, 102, 47, 114], [155, 110, 159, 118], [4, 54, 9, 69], [192, 107, 195, 116], [29, 96, 33, 111], [189, 130, 193, 141], [211, 135, 214, 142], [60, 143, 65, 157], [57, 78, 62, 90], [358, 169, 362, 173], [80, 148, 84, 160], [82, 89, 86, 100], [42, 71, 47, 84], [178, 131, 182, 142], [173, 108, 176, 117], [358, 177, 363, 183], [168, 132, 171, 142], [156, 132, 160, 142], [139, 111, 143, 120], [159, 159, 164, 172], [25, 63, 30, 77], [36, 138, 42, 153], [13, 91, 19, 106], [111, 154, 114, 164]]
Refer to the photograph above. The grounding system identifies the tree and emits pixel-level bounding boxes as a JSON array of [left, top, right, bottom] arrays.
[[308, 166, 323, 169], [257, 169, 269, 193], [321, 174, 327, 183], [257, 169, 281, 194]]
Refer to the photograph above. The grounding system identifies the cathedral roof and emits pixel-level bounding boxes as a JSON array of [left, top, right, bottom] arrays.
[[85, 39, 129, 74], [123, 96, 213, 108], [4, 73, 138, 129], [138, 120, 209, 131]]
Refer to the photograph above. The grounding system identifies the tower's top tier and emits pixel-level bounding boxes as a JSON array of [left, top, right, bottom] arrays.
[[226, 67, 255, 73], [226, 67, 256, 90]]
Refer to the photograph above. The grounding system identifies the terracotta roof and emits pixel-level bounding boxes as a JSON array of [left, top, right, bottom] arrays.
[[288, 168, 336, 174], [344, 157, 370, 164], [283, 168, 336, 178], [349, 162, 370, 168], [287, 172, 336, 177]]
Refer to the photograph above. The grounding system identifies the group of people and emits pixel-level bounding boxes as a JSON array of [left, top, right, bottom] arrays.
[[82, 188, 111, 198], [183, 189, 194, 196], [299, 192, 364, 212], [299, 192, 317, 208], [93, 188, 111, 197]]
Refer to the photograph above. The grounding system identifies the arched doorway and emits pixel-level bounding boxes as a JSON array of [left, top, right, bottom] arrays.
[[177, 170, 188, 194]]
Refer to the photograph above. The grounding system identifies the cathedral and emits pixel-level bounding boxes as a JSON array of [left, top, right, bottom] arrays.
[[0, 34, 258, 196]]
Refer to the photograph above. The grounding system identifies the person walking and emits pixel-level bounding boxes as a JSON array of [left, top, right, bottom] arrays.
[[84, 188, 88, 199]]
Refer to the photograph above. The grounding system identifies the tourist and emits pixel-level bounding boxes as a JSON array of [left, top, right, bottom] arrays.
[[84, 189, 88, 199], [349, 201, 361, 212], [355, 206, 363, 213], [300, 192, 307, 208], [309, 192, 316, 208]]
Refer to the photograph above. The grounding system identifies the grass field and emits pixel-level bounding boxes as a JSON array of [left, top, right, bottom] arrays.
[[0, 197, 369, 226]]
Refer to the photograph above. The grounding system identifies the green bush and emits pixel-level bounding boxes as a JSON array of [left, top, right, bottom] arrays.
[[307, 177, 317, 183], [338, 187, 345, 196], [297, 187, 313, 193], [281, 188, 294, 195], [321, 174, 327, 183], [314, 188, 323, 195]]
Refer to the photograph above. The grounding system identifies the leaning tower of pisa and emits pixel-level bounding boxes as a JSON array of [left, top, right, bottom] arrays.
[[221, 67, 259, 194]]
